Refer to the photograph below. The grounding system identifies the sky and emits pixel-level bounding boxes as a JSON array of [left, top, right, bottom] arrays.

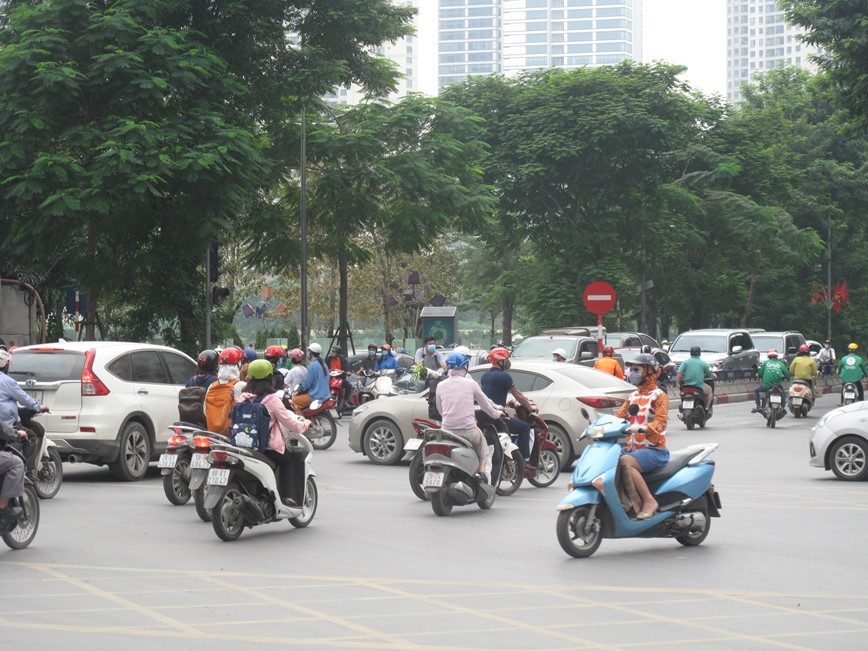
[[416, 0, 728, 98]]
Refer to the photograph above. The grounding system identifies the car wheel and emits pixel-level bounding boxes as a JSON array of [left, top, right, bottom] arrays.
[[363, 419, 404, 465], [109, 421, 152, 481], [829, 436, 868, 481], [546, 423, 573, 471]]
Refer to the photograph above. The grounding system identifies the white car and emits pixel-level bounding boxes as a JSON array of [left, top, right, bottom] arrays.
[[348, 361, 633, 469], [810, 401, 868, 481], [9, 342, 196, 480]]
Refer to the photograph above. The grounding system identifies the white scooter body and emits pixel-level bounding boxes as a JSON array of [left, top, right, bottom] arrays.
[[788, 379, 814, 417]]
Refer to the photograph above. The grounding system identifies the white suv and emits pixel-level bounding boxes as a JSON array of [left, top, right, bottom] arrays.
[[9, 342, 196, 481]]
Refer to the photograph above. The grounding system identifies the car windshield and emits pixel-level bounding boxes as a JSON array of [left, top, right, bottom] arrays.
[[551, 364, 633, 390], [8, 350, 85, 382], [752, 335, 784, 351], [512, 337, 578, 358], [670, 335, 728, 354]]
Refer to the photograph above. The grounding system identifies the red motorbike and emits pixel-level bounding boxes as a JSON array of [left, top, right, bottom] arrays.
[[300, 396, 339, 450], [329, 369, 353, 415], [510, 402, 561, 487]]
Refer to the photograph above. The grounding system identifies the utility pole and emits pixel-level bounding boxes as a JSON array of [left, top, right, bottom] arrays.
[[827, 222, 832, 342], [300, 103, 308, 350], [204, 247, 212, 349]]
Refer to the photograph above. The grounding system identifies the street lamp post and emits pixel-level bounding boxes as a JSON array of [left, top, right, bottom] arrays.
[[300, 103, 308, 350]]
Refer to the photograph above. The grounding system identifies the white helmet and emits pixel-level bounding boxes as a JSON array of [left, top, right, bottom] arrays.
[[308, 342, 322, 354], [454, 345, 471, 356], [0, 349, 10, 367]]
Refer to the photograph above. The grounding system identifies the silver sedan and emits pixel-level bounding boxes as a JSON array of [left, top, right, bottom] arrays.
[[348, 361, 633, 469], [810, 401, 868, 481]]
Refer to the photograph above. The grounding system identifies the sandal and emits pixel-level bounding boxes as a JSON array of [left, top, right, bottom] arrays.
[[636, 510, 655, 520]]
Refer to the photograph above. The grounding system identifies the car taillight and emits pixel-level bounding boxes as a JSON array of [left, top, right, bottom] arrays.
[[425, 443, 453, 458], [168, 435, 187, 447], [81, 349, 110, 396], [577, 397, 625, 409], [193, 436, 211, 449]]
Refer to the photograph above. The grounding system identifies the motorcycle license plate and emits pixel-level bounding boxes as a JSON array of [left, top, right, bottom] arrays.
[[329, 408, 339, 419], [770, 395, 782, 404], [791, 397, 802, 405], [158, 453, 177, 468], [422, 471, 444, 488], [208, 468, 230, 486], [191, 453, 210, 469], [845, 391, 856, 399], [404, 438, 423, 452], [682, 398, 694, 409]]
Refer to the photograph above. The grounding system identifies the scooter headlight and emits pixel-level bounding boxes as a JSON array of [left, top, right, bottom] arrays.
[[587, 424, 606, 439]]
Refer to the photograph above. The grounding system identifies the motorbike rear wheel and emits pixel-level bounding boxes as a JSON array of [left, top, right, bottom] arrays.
[[684, 411, 695, 431], [34, 448, 63, 500], [289, 477, 318, 528], [408, 452, 429, 501], [162, 454, 192, 505], [766, 407, 776, 428], [308, 414, 337, 450], [2, 484, 39, 550], [556, 506, 602, 558], [212, 481, 245, 541], [193, 484, 212, 522], [430, 489, 453, 516], [496, 450, 525, 496], [675, 510, 711, 547], [527, 448, 561, 488]]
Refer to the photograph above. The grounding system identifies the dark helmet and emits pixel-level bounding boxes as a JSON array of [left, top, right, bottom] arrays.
[[332, 345, 342, 355], [197, 349, 219, 374], [631, 352, 659, 372], [641, 344, 652, 353], [690, 346, 701, 356]]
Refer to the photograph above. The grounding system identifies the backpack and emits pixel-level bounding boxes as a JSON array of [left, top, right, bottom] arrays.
[[177, 386, 208, 427], [229, 395, 271, 452], [205, 380, 238, 435]]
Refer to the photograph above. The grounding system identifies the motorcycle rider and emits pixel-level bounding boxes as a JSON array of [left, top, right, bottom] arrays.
[[264, 345, 287, 391], [614, 353, 670, 520], [789, 344, 818, 392], [415, 336, 446, 373], [593, 345, 624, 379], [375, 344, 400, 372], [0, 420, 28, 522], [360, 343, 379, 373], [241, 360, 311, 506], [291, 343, 330, 412], [0, 348, 49, 429], [204, 346, 246, 435], [285, 348, 308, 393], [837, 343, 867, 402], [186, 350, 219, 388], [481, 347, 536, 463], [752, 349, 791, 412], [435, 352, 502, 481], [325, 345, 352, 398], [676, 346, 715, 414], [817, 340, 836, 377]]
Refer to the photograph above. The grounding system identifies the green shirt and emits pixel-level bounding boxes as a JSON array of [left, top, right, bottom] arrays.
[[677, 356, 712, 387], [758, 358, 791, 388], [838, 354, 867, 383]]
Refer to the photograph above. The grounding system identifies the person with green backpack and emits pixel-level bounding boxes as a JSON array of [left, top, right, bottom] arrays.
[[752, 349, 792, 413]]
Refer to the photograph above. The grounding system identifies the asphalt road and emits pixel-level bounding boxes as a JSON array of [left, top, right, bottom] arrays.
[[2, 395, 867, 650]]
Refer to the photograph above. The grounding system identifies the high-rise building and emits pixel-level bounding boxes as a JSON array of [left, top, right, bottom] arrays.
[[438, 0, 643, 90], [726, 0, 819, 102]]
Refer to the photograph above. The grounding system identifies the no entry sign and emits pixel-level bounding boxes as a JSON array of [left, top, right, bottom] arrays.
[[583, 281, 617, 316]]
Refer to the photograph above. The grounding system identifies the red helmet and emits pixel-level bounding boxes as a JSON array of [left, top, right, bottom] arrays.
[[488, 347, 510, 364], [218, 346, 244, 365], [603, 345, 614, 356], [265, 345, 286, 359], [767, 348, 779, 358], [289, 348, 305, 363], [798, 344, 809, 354]]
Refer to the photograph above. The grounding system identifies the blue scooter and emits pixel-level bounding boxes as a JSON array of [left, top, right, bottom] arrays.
[[555, 406, 722, 558]]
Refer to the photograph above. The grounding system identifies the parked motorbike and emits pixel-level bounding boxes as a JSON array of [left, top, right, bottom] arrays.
[[18, 408, 62, 500], [203, 430, 318, 541], [421, 415, 506, 516], [555, 406, 721, 558], [407, 413, 523, 500], [0, 444, 40, 549], [677, 385, 711, 431], [788, 380, 814, 418], [841, 382, 860, 405], [758, 385, 787, 428]]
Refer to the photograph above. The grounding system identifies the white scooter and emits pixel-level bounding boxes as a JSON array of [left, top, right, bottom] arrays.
[[203, 426, 318, 541], [788, 380, 814, 418], [18, 408, 62, 500]]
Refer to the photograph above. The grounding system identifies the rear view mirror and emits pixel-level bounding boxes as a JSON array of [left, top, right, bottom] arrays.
[[731, 345, 743, 354], [580, 351, 594, 360]]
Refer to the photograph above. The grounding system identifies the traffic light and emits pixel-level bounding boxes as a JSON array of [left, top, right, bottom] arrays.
[[212, 287, 230, 305], [209, 241, 220, 282]]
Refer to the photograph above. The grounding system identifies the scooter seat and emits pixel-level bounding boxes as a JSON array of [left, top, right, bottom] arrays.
[[644, 444, 707, 483], [247, 449, 277, 471]]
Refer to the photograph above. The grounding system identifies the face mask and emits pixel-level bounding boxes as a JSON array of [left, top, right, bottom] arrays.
[[368, 350, 376, 357], [427, 344, 436, 353], [628, 369, 644, 386], [552, 357, 558, 363]]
